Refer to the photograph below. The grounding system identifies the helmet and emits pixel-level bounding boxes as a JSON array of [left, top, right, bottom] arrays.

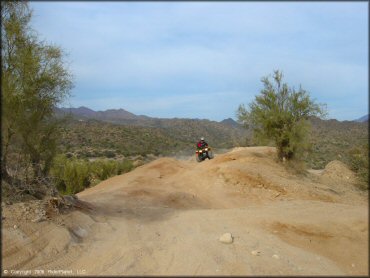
[[200, 137, 204, 141]]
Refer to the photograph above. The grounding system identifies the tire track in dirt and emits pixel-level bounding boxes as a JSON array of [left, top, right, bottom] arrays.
[[2, 147, 368, 275]]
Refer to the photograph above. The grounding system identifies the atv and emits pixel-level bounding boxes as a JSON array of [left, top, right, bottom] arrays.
[[196, 146, 214, 162]]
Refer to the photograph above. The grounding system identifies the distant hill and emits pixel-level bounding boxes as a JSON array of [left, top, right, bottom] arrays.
[[55, 107, 252, 158], [307, 116, 368, 169], [55, 106, 250, 138], [62, 106, 96, 118], [57, 106, 140, 121], [58, 117, 251, 158], [354, 114, 369, 123], [55, 107, 368, 172], [220, 118, 241, 128]]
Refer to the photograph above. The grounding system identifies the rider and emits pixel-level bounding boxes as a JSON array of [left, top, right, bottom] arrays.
[[196, 137, 208, 150]]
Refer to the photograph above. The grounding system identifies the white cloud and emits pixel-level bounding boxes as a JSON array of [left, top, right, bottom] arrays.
[[30, 2, 368, 121]]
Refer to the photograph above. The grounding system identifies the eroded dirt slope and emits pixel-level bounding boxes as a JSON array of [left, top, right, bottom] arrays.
[[2, 147, 368, 276]]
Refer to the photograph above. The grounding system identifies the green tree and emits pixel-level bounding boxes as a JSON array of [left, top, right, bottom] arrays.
[[237, 70, 326, 162], [1, 1, 73, 191]]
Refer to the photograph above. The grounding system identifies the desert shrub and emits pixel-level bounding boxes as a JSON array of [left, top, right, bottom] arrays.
[[90, 159, 133, 180], [116, 160, 134, 175], [237, 70, 326, 162], [75, 151, 84, 159], [51, 155, 136, 194], [50, 155, 90, 194], [90, 160, 115, 180], [347, 144, 369, 188], [50, 155, 68, 193], [102, 149, 116, 158], [91, 150, 102, 157], [65, 152, 74, 158], [103, 160, 117, 178], [63, 159, 90, 194]]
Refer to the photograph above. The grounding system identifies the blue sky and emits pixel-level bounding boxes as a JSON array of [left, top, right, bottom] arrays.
[[30, 1, 368, 121]]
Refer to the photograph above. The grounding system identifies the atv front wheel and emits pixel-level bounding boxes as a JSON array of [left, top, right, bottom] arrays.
[[208, 151, 214, 159], [196, 154, 202, 162]]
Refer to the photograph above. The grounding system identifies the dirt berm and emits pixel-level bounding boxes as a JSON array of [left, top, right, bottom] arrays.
[[2, 147, 368, 275]]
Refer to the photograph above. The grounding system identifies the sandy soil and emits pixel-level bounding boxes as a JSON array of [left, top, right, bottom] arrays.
[[2, 147, 368, 276]]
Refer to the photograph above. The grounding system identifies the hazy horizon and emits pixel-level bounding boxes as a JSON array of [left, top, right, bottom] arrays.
[[58, 104, 368, 122]]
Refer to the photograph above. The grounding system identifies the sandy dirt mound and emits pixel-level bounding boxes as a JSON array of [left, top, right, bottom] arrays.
[[321, 160, 357, 182], [2, 147, 368, 276]]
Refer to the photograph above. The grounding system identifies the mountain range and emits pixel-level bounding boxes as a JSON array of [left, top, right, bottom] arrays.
[[55, 106, 243, 128], [55, 106, 368, 125], [55, 106, 368, 171], [354, 114, 369, 123], [55, 106, 250, 157]]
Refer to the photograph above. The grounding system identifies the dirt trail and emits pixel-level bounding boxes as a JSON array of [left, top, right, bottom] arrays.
[[2, 147, 368, 276]]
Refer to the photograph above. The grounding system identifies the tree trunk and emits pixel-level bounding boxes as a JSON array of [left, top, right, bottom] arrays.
[[1, 126, 15, 184]]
